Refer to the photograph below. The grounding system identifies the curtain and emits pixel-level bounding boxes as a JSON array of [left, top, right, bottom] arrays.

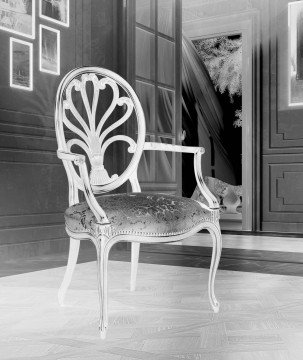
[[182, 34, 237, 196], [182, 34, 230, 162]]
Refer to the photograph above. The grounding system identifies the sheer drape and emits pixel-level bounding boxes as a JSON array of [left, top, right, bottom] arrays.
[[182, 34, 230, 162], [182, 34, 237, 197]]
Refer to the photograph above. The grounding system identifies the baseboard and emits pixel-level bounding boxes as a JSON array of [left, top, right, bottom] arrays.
[[199, 229, 303, 237], [0, 237, 128, 261], [0, 237, 69, 261]]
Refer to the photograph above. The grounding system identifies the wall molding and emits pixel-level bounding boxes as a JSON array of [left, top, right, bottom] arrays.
[[0, 237, 70, 261], [0, 212, 64, 229]]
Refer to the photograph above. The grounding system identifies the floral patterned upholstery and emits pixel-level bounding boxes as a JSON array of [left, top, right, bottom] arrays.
[[65, 192, 214, 238]]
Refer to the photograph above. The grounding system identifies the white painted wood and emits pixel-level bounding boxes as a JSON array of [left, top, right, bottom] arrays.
[[55, 67, 223, 338], [130, 242, 140, 292], [95, 238, 109, 339], [194, 151, 220, 210], [55, 67, 146, 194], [144, 141, 205, 154], [207, 223, 222, 312], [57, 164, 81, 306], [129, 171, 141, 292], [58, 237, 80, 306], [144, 143, 219, 210]]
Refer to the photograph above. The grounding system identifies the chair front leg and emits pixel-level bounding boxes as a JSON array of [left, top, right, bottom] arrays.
[[207, 221, 222, 313], [95, 237, 109, 339], [130, 242, 140, 291], [58, 237, 80, 306]]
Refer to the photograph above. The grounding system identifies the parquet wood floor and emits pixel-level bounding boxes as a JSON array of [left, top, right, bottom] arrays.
[[3, 234, 303, 279], [181, 233, 303, 253], [1, 260, 303, 359]]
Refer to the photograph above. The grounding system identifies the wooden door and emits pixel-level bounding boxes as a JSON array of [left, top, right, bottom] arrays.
[[261, 0, 303, 233], [126, 0, 182, 195]]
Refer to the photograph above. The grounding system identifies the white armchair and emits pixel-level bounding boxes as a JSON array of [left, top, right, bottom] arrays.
[[55, 67, 222, 338]]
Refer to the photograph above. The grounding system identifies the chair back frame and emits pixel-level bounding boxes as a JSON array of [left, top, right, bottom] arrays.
[[55, 67, 146, 198]]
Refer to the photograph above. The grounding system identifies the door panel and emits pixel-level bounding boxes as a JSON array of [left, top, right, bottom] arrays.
[[262, 0, 303, 232]]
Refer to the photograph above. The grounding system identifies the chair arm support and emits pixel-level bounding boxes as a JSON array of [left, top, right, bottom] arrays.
[[194, 151, 219, 210], [143, 142, 219, 210], [144, 142, 205, 154], [57, 150, 110, 226]]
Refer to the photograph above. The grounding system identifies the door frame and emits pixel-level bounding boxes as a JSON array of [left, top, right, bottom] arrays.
[[183, 12, 260, 231]]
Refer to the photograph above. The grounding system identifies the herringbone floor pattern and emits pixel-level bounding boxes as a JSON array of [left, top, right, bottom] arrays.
[[1, 260, 303, 359]]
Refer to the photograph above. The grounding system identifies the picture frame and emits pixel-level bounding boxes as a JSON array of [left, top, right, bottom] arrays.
[[288, 1, 303, 106], [0, 0, 35, 39], [39, 24, 60, 75], [10, 37, 33, 91], [39, 0, 69, 27]]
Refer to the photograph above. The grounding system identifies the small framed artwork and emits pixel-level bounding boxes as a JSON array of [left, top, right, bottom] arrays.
[[39, 24, 60, 75], [10, 38, 33, 91], [39, 0, 69, 27], [0, 0, 35, 39], [289, 1, 303, 106]]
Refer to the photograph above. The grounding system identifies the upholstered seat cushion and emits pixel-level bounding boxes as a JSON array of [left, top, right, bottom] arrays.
[[65, 192, 214, 238]]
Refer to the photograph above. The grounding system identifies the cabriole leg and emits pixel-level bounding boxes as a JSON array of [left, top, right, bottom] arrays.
[[207, 222, 222, 313], [96, 238, 109, 339], [130, 242, 140, 291], [58, 237, 80, 306]]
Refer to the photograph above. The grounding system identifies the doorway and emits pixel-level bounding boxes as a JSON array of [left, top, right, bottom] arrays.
[[192, 34, 243, 185], [182, 16, 254, 231]]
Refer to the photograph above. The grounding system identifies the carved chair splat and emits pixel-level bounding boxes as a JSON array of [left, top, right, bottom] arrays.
[[55, 67, 222, 339]]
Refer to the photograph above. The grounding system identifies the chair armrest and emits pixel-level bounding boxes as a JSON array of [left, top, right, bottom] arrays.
[[143, 142, 219, 210], [144, 142, 205, 154], [57, 150, 110, 226], [57, 150, 86, 165]]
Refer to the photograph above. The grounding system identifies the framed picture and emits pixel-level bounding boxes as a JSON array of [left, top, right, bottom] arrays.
[[0, 0, 35, 39], [39, 0, 69, 27], [39, 24, 60, 75], [10, 37, 33, 91], [289, 1, 303, 106]]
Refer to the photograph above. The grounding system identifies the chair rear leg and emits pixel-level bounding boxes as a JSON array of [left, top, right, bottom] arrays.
[[58, 237, 80, 306], [207, 223, 222, 313], [96, 238, 109, 339], [130, 242, 140, 291]]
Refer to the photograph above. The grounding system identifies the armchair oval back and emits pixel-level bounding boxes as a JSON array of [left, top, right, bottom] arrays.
[[55, 67, 146, 194]]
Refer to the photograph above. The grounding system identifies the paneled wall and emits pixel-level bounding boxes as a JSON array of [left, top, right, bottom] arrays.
[[262, 0, 303, 232], [0, 0, 119, 259]]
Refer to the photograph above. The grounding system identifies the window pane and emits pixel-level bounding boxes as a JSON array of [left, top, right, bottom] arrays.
[[158, 0, 174, 38], [136, 81, 155, 132], [138, 135, 155, 182], [136, 0, 155, 29], [156, 137, 175, 182], [157, 87, 174, 134], [158, 37, 175, 86], [136, 28, 155, 80]]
